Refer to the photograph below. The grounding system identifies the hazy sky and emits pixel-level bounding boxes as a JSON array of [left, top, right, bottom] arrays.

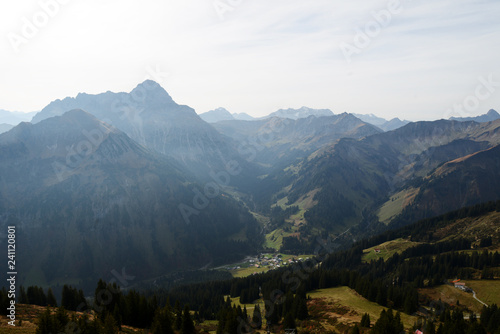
[[1, 0, 499, 121]]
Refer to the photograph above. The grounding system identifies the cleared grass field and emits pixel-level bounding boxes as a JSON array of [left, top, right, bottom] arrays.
[[228, 296, 271, 332], [377, 188, 419, 224], [231, 265, 270, 278], [264, 228, 290, 250], [265, 188, 321, 251], [362, 238, 420, 262], [197, 319, 218, 334], [229, 296, 264, 313], [419, 284, 484, 313], [307, 286, 417, 331], [275, 196, 289, 209], [463, 280, 500, 306]]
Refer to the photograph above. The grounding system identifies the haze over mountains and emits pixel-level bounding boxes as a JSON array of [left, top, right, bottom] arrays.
[[0, 109, 38, 134], [0, 108, 261, 286], [450, 109, 500, 123], [0, 109, 37, 125], [31, 81, 258, 185], [200, 106, 413, 132], [212, 113, 381, 169], [0, 123, 14, 134], [1, 80, 499, 289], [199, 107, 255, 123]]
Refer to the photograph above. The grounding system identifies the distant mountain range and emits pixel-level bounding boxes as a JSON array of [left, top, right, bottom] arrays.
[[201, 107, 410, 132], [199, 106, 334, 123], [0, 123, 14, 134], [200, 108, 499, 132], [0, 109, 37, 133], [213, 113, 381, 169], [0, 109, 37, 124], [266, 106, 333, 120], [1, 80, 499, 289], [201, 107, 500, 134], [199, 107, 254, 123], [450, 109, 500, 123], [352, 113, 410, 131]]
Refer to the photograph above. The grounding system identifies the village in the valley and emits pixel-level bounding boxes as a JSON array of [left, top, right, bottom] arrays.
[[224, 253, 310, 277]]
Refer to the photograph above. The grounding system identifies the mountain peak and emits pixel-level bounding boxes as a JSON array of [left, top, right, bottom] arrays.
[[450, 109, 500, 123], [199, 107, 235, 123], [131, 80, 174, 103], [487, 109, 499, 117], [61, 108, 90, 117], [57, 109, 106, 126], [37, 109, 116, 136], [233, 112, 254, 121], [135, 79, 161, 91], [269, 107, 334, 120]]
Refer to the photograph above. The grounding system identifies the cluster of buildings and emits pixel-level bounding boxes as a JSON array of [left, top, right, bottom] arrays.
[[252, 254, 305, 270], [251, 254, 283, 270], [225, 254, 306, 274], [452, 279, 473, 293]]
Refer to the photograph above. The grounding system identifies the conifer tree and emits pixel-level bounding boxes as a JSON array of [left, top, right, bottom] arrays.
[[283, 312, 296, 330], [102, 313, 117, 334], [243, 305, 248, 322], [19, 286, 28, 304], [252, 304, 262, 329], [360, 312, 370, 327], [182, 305, 196, 334], [152, 306, 174, 334], [174, 300, 183, 330], [47, 288, 57, 307]]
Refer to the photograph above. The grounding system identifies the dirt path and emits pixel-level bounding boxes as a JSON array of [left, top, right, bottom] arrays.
[[473, 290, 488, 307]]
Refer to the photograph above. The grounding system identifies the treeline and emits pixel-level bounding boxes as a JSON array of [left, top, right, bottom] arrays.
[[0, 287, 11, 316], [36, 307, 119, 334], [153, 281, 229, 320], [371, 308, 404, 334], [412, 304, 500, 334], [268, 205, 299, 230], [368, 303, 500, 334], [323, 235, 500, 289], [389, 199, 500, 236], [280, 236, 319, 254], [399, 238, 471, 258], [137, 269, 232, 292], [345, 199, 500, 262], [303, 189, 356, 230], [332, 199, 500, 258], [18, 286, 58, 307], [393, 183, 500, 228], [352, 199, 500, 254], [35, 301, 197, 334], [215, 290, 308, 334], [0, 284, 81, 315], [31, 279, 197, 334], [352, 246, 500, 289]]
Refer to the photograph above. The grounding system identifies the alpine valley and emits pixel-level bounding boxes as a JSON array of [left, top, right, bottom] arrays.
[[1, 81, 500, 333]]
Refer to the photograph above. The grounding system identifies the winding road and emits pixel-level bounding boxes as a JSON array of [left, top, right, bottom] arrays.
[[472, 290, 488, 307]]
